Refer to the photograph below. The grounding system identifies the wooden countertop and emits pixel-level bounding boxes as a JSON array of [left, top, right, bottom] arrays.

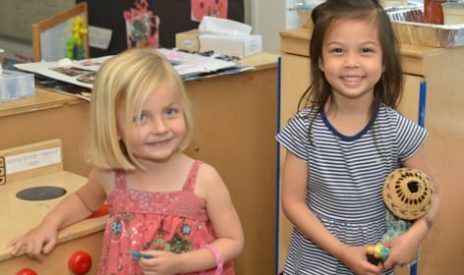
[[0, 87, 84, 118], [0, 52, 278, 118], [240, 52, 279, 70], [0, 171, 106, 262]]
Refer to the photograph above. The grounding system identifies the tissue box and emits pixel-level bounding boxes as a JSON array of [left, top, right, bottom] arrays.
[[199, 34, 262, 57], [176, 29, 200, 52], [0, 70, 35, 102]]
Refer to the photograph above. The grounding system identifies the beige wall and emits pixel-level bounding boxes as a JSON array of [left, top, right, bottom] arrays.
[[0, 0, 74, 59], [0, 0, 74, 41]]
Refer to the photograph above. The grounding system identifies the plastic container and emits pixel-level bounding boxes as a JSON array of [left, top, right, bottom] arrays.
[[442, 2, 464, 24], [0, 70, 35, 102]]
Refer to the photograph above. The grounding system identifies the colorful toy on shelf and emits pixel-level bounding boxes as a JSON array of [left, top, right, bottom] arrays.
[[366, 168, 435, 265], [66, 16, 88, 60]]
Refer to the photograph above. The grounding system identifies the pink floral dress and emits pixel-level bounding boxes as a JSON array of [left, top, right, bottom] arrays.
[[97, 161, 234, 274]]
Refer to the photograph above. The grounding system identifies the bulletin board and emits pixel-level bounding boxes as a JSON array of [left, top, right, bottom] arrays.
[[76, 0, 244, 57]]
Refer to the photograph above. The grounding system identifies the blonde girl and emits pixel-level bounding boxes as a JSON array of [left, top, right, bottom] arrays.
[[11, 48, 244, 275]]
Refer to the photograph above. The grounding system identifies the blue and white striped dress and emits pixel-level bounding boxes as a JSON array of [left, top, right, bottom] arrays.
[[277, 104, 427, 275]]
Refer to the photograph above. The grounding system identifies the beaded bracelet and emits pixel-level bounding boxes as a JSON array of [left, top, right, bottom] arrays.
[[205, 243, 224, 275]]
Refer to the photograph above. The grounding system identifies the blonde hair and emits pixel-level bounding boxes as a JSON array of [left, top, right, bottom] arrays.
[[87, 48, 193, 170]]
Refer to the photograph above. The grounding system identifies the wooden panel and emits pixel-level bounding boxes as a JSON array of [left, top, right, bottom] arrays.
[[278, 53, 311, 271], [398, 74, 422, 123], [410, 46, 464, 275], [280, 53, 311, 124], [0, 89, 90, 177], [184, 67, 278, 275], [280, 29, 311, 57]]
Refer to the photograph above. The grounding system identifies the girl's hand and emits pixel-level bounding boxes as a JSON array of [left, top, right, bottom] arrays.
[[383, 232, 420, 269], [339, 245, 383, 275], [8, 221, 59, 261], [138, 250, 181, 275]]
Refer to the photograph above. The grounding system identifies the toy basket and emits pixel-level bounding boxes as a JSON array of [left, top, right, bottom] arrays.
[[383, 168, 434, 220]]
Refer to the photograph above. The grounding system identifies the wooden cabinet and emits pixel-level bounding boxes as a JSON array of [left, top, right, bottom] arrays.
[[279, 28, 464, 275], [0, 88, 91, 177], [184, 53, 279, 275]]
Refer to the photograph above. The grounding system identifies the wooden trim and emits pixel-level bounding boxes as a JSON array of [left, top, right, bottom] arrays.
[[31, 2, 89, 61]]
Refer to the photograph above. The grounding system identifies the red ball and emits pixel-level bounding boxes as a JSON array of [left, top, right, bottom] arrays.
[[16, 268, 37, 275], [68, 251, 92, 274]]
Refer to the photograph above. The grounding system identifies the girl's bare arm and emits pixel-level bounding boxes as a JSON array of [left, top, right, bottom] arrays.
[[9, 168, 110, 260]]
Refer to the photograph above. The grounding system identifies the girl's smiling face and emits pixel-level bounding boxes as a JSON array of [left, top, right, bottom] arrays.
[[319, 17, 384, 104], [117, 78, 187, 164]]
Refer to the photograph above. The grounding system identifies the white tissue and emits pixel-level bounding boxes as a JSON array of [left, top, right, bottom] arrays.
[[197, 17, 262, 57], [198, 16, 252, 36]]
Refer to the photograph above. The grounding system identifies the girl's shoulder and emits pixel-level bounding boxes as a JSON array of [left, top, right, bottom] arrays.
[[377, 104, 415, 124], [378, 104, 399, 115], [195, 162, 222, 185], [88, 167, 115, 183], [88, 167, 117, 193], [181, 156, 221, 185], [297, 105, 318, 115], [291, 106, 320, 122], [194, 161, 226, 198]]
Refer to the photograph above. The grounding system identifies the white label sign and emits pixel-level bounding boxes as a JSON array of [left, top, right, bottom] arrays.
[[5, 147, 61, 175], [88, 25, 113, 50]]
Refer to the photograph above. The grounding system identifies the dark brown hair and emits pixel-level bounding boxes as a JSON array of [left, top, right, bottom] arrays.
[[298, 0, 403, 114]]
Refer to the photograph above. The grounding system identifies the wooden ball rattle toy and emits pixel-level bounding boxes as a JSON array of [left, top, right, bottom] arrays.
[[366, 168, 434, 265], [383, 167, 434, 221]]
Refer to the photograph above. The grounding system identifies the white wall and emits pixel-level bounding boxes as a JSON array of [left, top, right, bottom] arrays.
[[0, 0, 74, 60], [244, 0, 311, 54], [245, 0, 286, 53]]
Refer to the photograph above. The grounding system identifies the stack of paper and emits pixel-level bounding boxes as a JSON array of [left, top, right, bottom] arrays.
[[15, 49, 253, 89]]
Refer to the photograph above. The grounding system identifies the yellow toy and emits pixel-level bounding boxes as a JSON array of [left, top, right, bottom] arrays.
[[66, 16, 88, 60]]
